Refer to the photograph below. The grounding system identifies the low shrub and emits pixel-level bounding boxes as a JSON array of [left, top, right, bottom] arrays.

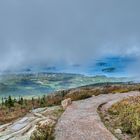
[[30, 125, 55, 140], [109, 96, 140, 140], [65, 90, 93, 101]]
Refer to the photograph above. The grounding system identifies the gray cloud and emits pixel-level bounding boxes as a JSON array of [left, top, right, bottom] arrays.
[[0, 0, 140, 73]]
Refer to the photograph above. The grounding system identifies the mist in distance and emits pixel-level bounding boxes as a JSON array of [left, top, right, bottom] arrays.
[[0, 0, 140, 77]]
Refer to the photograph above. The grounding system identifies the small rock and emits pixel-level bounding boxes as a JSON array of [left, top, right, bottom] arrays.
[[38, 118, 56, 128], [114, 129, 122, 134], [61, 98, 72, 109]]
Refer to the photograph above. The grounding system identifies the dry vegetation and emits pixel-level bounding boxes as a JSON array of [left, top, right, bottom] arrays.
[[0, 83, 140, 140], [30, 107, 63, 140], [108, 96, 140, 140], [0, 83, 140, 125]]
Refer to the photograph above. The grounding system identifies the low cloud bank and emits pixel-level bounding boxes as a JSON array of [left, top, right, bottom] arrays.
[[0, 0, 140, 76]]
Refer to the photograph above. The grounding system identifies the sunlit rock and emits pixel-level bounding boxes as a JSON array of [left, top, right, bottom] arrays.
[[61, 98, 72, 109]]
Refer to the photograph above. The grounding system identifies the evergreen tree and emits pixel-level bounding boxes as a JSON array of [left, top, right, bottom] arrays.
[[32, 97, 35, 108], [1, 97, 4, 106], [19, 97, 24, 105], [24, 99, 27, 106], [8, 96, 14, 108], [13, 98, 17, 103], [4, 98, 8, 107]]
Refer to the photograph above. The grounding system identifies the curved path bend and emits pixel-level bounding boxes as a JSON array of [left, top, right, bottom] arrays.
[[55, 91, 140, 140]]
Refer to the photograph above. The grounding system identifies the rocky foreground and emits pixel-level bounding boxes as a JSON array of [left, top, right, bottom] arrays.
[[0, 91, 140, 140], [0, 106, 62, 140]]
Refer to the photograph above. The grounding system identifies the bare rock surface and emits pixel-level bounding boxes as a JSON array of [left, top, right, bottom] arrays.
[[61, 98, 72, 110], [55, 91, 140, 140], [0, 106, 61, 140], [114, 129, 122, 134]]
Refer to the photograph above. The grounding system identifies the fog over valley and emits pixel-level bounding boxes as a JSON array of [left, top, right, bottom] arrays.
[[0, 0, 140, 77]]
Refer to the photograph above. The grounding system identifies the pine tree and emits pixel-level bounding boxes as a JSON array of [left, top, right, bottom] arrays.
[[8, 96, 14, 108], [1, 97, 4, 106], [20, 97, 24, 105], [32, 97, 35, 109]]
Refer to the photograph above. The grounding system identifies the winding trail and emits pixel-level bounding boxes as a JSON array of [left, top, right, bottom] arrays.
[[55, 91, 140, 140], [0, 91, 140, 140]]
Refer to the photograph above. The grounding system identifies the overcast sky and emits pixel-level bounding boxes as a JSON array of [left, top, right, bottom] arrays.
[[0, 0, 140, 73]]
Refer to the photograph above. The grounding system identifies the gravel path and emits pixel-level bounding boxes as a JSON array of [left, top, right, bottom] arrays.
[[55, 91, 140, 140]]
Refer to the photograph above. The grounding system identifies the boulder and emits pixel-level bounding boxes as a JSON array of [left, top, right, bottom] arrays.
[[61, 98, 72, 109], [114, 129, 122, 134], [38, 118, 55, 128]]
